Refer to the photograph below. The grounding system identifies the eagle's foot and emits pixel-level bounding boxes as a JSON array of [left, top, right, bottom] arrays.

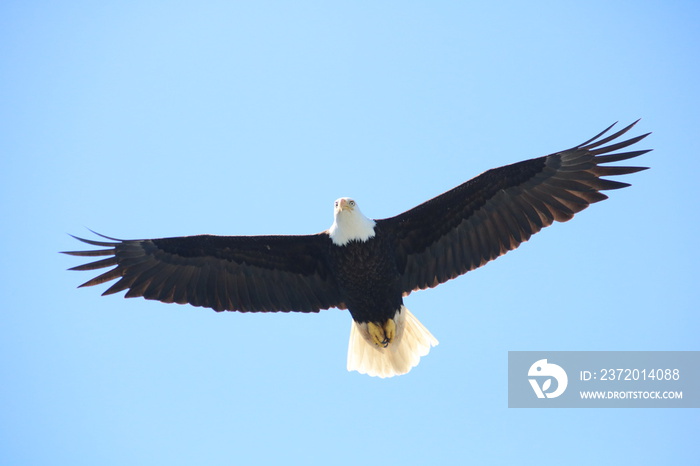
[[367, 319, 396, 348]]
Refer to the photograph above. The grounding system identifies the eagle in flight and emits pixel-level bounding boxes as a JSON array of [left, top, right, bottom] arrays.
[[64, 121, 650, 377]]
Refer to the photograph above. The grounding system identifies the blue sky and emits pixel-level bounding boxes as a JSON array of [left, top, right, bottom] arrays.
[[2, 1, 699, 465]]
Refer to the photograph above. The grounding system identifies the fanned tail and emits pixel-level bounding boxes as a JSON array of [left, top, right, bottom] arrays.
[[347, 306, 438, 378]]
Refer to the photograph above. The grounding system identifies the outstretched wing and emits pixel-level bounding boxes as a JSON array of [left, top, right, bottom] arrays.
[[63, 233, 342, 313], [378, 121, 651, 295]]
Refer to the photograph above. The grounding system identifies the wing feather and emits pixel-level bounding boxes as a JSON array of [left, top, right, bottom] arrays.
[[63, 233, 340, 313], [379, 121, 650, 295]]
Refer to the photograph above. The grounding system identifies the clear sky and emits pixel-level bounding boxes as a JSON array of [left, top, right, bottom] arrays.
[[2, 1, 698, 465]]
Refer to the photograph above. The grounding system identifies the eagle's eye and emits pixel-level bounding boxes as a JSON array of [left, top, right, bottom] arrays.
[[349, 200, 356, 206]]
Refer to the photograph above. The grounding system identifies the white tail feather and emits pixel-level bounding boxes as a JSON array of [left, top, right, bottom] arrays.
[[346, 306, 438, 378]]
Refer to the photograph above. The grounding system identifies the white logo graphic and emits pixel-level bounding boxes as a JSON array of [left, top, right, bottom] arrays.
[[528, 359, 568, 399]]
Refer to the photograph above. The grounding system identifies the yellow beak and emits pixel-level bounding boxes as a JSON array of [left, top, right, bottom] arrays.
[[339, 199, 354, 212]]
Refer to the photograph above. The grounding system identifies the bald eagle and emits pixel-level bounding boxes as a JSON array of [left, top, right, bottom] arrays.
[[64, 121, 650, 378]]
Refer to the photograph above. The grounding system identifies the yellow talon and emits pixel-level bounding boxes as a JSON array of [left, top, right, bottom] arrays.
[[383, 318, 396, 343], [367, 322, 386, 347], [367, 319, 396, 348]]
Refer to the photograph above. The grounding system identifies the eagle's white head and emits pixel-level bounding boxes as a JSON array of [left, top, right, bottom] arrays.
[[328, 197, 376, 246]]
